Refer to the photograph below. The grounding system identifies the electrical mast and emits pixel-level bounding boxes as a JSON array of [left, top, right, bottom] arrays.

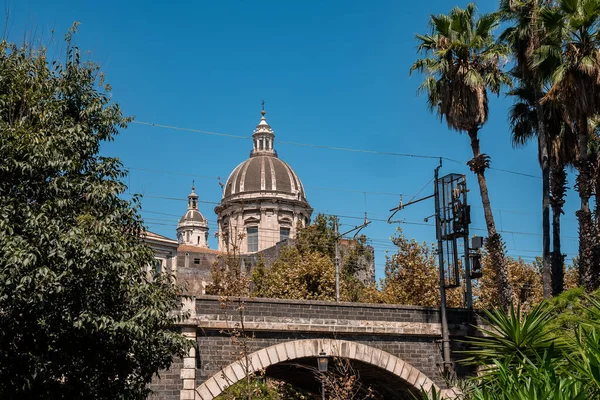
[[388, 159, 480, 376]]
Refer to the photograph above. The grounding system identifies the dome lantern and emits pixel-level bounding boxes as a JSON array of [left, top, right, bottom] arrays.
[[250, 103, 276, 157], [187, 182, 199, 210], [177, 183, 209, 247]]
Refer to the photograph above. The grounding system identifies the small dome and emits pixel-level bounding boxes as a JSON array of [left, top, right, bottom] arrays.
[[223, 155, 306, 201], [179, 209, 206, 224], [178, 184, 208, 227]]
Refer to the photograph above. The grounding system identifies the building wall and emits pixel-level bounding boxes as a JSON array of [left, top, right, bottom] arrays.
[[175, 246, 224, 296], [216, 197, 311, 254]]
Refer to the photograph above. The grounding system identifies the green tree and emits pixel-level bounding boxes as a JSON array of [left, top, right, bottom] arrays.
[[442, 291, 600, 400], [506, 80, 576, 296], [251, 246, 336, 301], [295, 213, 337, 258], [500, 0, 557, 298], [378, 230, 464, 308], [410, 3, 513, 310], [0, 27, 191, 399], [538, 0, 600, 291], [250, 214, 374, 302]]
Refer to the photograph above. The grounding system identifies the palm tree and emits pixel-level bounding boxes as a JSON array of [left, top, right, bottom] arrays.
[[508, 82, 576, 295], [499, 0, 554, 298], [410, 4, 514, 310], [539, 0, 600, 292], [550, 121, 577, 294]]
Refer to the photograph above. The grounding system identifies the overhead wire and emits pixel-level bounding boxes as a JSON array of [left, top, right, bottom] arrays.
[[129, 165, 542, 218], [132, 120, 542, 180], [140, 206, 578, 243]]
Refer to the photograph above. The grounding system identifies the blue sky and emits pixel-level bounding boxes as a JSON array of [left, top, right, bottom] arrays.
[[9, 0, 580, 279]]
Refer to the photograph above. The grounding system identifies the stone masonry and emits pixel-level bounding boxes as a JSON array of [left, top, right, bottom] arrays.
[[149, 296, 481, 400]]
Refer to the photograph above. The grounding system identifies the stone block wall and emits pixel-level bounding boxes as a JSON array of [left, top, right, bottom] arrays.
[[194, 296, 482, 390], [149, 357, 183, 400], [151, 296, 482, 399], [195, 296, 481, 328]]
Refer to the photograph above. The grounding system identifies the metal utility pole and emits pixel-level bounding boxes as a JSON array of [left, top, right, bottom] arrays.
[[334, 219, 340, 303], [387, 159, 476, 376], [333, 215, 370, 302], [433, 163, 452, 375]]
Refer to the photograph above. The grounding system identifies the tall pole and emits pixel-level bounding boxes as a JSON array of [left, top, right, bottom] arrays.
[[462, 180, 473, 309], [434, 163, 452, 374], [334, 219, 340, 303]]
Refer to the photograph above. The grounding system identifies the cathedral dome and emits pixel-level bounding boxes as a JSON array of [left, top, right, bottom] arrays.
[[215, 107, 312, 254], [179, 209, 206, 224], [222, 155, 306, 201], [221, 108, 307, 203], [177, 185, 209, 247]]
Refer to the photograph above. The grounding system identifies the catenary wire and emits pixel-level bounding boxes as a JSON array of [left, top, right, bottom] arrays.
[[132, 120, 542, 179]]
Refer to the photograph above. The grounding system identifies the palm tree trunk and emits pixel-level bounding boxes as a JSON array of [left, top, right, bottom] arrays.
[[536, 106, 552, 299], [467, 129, 513, 310], [576, 117, 596, 292], [550, 164, 566, 295], [593, 153, 600, 287]]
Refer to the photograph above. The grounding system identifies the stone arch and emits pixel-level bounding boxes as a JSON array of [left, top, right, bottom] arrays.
[[194, 338, 460, 400]]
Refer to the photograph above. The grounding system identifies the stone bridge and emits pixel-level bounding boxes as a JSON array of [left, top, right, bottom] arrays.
[[150, 296, 481, 400]]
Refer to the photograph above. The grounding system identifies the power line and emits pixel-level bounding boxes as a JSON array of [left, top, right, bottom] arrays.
[[142, 221, 573, 262], [132, 120, 541, 180], [129, 169, 540, 217], [129, 167, 219, 180], [143, 195, 220, 205], [128, 166, 410, 198], [140, 198, 578, 241], [141, 207, 578, 244], [133, 121, 441, 160]]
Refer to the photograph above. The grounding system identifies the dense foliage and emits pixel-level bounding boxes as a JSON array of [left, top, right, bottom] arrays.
[[215, 378, 310, 400], [0, 27, 191, 399], [208, 214, 376, 302], [423, 289, 600, 399]]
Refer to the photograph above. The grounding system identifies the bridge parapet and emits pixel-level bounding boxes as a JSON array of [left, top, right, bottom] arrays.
[[151, 296, 483, 400], [194, 295, 480, 336]]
